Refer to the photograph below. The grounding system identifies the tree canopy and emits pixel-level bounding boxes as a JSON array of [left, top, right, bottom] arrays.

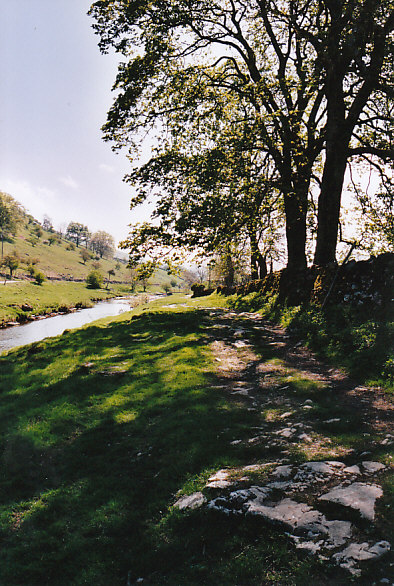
[[90, 0, 393, 271]]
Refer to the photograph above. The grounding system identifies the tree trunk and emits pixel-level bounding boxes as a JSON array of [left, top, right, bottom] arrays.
[[283, 189, 308, 271], [314, 145, 348, 265], [314, 72, 349, 266]]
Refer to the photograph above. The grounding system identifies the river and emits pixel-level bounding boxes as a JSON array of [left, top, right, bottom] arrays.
[[0, 298, 133, 354]]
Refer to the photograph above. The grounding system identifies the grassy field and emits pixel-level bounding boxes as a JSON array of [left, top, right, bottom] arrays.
[[0, 293, 392, 585]]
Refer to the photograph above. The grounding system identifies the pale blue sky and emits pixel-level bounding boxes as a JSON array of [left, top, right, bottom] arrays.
[[0, 0, 148, 244]]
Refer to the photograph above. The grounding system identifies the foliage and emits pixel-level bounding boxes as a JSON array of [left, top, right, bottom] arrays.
[[86, 270, 104, 289], [80, 249, 91, 264], [66, 222, 89, 248], [2, 252, 19, 277], [0, 192, 24, 255], [34, 271, 46, 285], [90, 230, 115, 259], [90, 0, 393, 271], [42, 215, 54, 232], [135, 261, 155, 292]]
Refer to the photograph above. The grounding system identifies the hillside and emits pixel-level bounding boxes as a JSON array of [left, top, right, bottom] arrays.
[[0, 213, 183, 292]]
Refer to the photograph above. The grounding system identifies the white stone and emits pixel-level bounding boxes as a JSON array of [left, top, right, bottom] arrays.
[[361, 461, 385, 474], [174, 492, 206, 510], [343, 465, 361, 475], [272, 465, 293, 479], [333, 540, 391, 573], [206, 480, 233, 489], [319, 482, 383, 521]]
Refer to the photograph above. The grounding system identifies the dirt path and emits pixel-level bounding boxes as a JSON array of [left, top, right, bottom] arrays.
[[178, 308, 393, 580]]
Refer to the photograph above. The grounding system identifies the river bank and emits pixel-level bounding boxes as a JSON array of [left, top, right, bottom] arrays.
[[0, 293, 391, 585], [0, 280, 131, 328]]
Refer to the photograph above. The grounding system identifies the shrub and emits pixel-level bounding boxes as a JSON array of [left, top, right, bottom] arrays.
[[86, 270, 103, 289], [27, 265, 36, 277], [34, 271, 46, 285]]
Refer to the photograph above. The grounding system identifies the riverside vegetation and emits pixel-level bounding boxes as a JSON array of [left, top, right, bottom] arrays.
[[0, 293, 392, 585]]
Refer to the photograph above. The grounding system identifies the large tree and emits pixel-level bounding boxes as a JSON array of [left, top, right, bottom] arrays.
[[66, 222, 90, 248], [90, 230, 115, 258], [90, 0, 393, 268]]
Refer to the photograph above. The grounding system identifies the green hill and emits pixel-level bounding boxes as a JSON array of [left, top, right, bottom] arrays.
[[0, 207, 183, 292]]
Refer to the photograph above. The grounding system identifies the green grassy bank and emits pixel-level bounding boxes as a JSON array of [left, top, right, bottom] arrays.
[[0, 281, 127, 326], [0, 294, 391, 585], [0, 296, 340, 585], [226, 291, 393, 390]]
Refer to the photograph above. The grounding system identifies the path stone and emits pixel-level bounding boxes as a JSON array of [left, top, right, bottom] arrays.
[[174, 492, 206, 510], [333, 541, 391, 575], [361, 461, 386, 474], [318, 482, 383, 521]]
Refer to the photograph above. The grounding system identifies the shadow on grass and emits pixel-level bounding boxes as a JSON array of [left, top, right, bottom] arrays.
[[0, 307, 388, 585], [0, 310, 260, 585]]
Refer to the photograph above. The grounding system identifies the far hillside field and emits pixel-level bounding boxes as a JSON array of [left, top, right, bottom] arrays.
[[1, 221, 184, 289]]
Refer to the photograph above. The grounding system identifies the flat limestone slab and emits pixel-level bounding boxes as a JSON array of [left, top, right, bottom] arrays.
[[333, 541, 391, 575], [318, 482, 383, 521], [174, 492, 206, 510]]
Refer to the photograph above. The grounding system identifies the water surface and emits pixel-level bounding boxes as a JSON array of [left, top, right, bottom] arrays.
[[0, 298, 132, 353]]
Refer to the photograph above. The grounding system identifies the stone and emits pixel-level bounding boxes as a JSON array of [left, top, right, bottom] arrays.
[[174, 492, 206, 510], [272, 465, 293, 479], [206, 480, 233, 489], [246, 498, 321, 531], [319, 482, 383, 521], [333, 541, 391, 574], [280, 411, 293, 419], [361, 461, 385, 474], [343, 465, 361, 475], [234, 340, 249, 348], [323, 418, 341, 424]]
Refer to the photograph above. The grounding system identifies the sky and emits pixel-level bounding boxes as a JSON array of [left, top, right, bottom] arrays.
[[0, 0, 151, 246]]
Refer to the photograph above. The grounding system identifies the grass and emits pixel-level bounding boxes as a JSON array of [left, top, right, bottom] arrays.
[[226, 291, 393, 390], [0, 280, 118, 325], [0, 295, 352, 586], [1, 221, 184, 292], [0, 293, 391, 584]]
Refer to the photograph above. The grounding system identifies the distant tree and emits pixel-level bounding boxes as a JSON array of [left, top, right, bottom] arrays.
[[136, 261, 155, 292], [27, 264, 36, 277], [92, 260, 101, 270], [106, 268, 115, 288], [27, 236, 39, 248], [48, 235, 59, 246], [66, 222, 89, 248], [42, 215, 54, 232], [115, 262, 121, 271], [2, 252, 19, 278], [90, 231, 115, 259], [34, 271, 46, 285], [32, 225, 43, 240], [86, 270, 103, 289], [80, 249, 91, 264], [0, 192, 24, 258]]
